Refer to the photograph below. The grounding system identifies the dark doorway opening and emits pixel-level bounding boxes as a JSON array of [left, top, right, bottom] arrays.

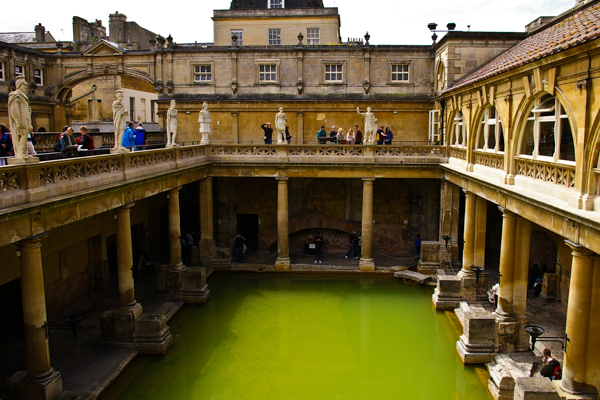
[[237, 214, 259, 250]]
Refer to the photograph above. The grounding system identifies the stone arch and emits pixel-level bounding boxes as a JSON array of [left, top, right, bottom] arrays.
[[472, 101, 506, 152], [583, 105, 600, 196], [306, 178, 346, 220]]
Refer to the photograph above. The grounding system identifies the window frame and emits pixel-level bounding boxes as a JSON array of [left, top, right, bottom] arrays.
[[15, 65, 24, 77], [306, 28, 320, 45], [255, 59, 281, 85], [476, 105, 504, 153], [321, 60, 346, 85], [268, 0, 284, 8], [452, 112, 466, 147], [387, 60, 413, 85], [0, 62, 4, 81], [34, 68, 44, 86], [231, 30, 243, 46], [192, 63, 214, 84], [268, 28, 281, 45], [519, 94, 574, 163]]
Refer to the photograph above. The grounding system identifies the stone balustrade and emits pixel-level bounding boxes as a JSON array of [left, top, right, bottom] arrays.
[[516, 158, 576, 188], [0, 143, 447, 211]]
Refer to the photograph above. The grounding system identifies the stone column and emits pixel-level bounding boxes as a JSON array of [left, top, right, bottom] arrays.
[[168, 187, 183, 269], [275, 176, 290, 270], [439, 179, 460, 264], [360, 178, 375, 271], [116, 204, 137, 309], [513, 217, 532, 352], [460, 190, 476, 275], [18, 234, 62, 399], [232, 112, 239, 143], [496, 208, 517, 318], [199, 178, 215, 267], [561, 241, 595, 394], [296, 112, 304, 144], [473, 197, 487, 268]]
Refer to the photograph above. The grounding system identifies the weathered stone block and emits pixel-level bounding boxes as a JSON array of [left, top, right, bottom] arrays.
[[514, 377, 560, 400], [134, 314, 167, 335], [394, 270, 431, 284], [541, 273, 558, 302], [432, 275, 462, 310], [498, 321, 517, 336]]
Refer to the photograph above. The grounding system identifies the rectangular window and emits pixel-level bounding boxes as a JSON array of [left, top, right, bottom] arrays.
[[15, 65, 24, 77], [325, 64, 343, 82], [231, 30, 243, 46], [268, 29, 281, 45], [194, 65, 212, 82], [259, 64, 277, 82], [269, 0, 283, 8], [391, 64, 409, 81], [34, 69, 43, 85], [0, 62, 4, 81], [306, 28, 320, 45]]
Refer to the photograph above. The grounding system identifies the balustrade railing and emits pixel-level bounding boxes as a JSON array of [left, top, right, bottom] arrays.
[[449, 146, 467, 161], [474, 151, 505, 171], [516, 157, 576, 188]]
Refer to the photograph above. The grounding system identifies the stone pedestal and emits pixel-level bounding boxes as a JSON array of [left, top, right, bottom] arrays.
[[133, 313, 173, 355], [432, 275, 462, 310], [113, 303, 143, 342], [514, 377, 560, 400], [456, 303, 495, 364], [156, 265, 210, 304], [110, 148, 130, 154], [488, 354, 530, 400], [6, 370, 62, 400], [417, 241, 441, 273], [540, 273, 558, 302], [495, 315, 520, 353], [7, 156, 40, 165]]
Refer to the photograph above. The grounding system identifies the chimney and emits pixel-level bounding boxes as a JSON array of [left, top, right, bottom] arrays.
[[35, 23, 45, 42]]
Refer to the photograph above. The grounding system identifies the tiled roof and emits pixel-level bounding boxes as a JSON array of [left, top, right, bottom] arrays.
[[446, 1, 600, 93], [230, 0, 324, 9], [0, 32, 36, 43]]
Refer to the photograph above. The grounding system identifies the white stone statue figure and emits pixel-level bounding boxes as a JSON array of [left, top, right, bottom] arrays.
[[275, 107, 287, 144], [112, 90, 128, 150], [8, 77, 34, 162], [166, 100, 178, 147], [198, 101, 211, 144], [357, 106, 378, 144]]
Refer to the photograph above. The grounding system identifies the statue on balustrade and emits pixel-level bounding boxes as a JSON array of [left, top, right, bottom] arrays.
[[199, 101, 211, 144], [357, 106, 378, 145], [275, 107, 287, 144], [166, 100, 178, 147], [112, 90, 128, 151], [8, 77, 34, 162]]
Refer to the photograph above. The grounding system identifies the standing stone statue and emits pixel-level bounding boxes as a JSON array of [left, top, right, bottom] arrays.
[[357, 106, 378, 144], [275, 107, 287, 144], [112, 90, 128, 151], [198, 101, 211, 144], [8, 77, 34, 162], [166, 100, 178, 147]]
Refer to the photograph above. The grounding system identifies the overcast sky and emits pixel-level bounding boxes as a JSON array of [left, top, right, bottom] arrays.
[[5, 0, 575, 46]]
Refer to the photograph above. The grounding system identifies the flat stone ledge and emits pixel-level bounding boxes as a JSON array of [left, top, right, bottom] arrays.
[[394, 270, 432, 284]]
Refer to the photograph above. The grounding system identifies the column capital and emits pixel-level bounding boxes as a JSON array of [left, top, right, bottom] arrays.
[[498, 206, 516, 217], [169, 186, 182, 193], [565, 240, 595, 257], [462, 188, 473, 197], [362, 177, 375, 182], [19, 232, 49, 248], [201, 176, 213, 182], [275, 176, 289, 181], [118, 202, 135, 212]]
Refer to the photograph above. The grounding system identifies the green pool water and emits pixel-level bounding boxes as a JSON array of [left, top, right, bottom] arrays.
[[101, 274, 491, 400]]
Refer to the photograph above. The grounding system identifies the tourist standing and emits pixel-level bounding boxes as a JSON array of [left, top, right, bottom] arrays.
[[285, 126, 292, 143], [233, 233, 246, 263], [329, 126, 337, 143], [314, 231, 323, 263], [0, 123, 13, 165], [336, 127, 345, 143], [79, 126, 94, 151], [135, 122, 147, 150], [345, 232, 359, 259], [384, 127, 393, 145], [261, 122, 273, 144], [415, 234, 422, 259], [376, 126, 385, 145], [122, 122, 136, 150], [61, 127, 77, 158], [346, 128, 354, 145], [317, 126, 327, 144], [26, 132, 37, 155], [354, 125, 363, 144]]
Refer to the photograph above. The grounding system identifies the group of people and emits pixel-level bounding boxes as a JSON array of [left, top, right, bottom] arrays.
[[261, 122, 292, 144], [320, 125, 394, 145], [121, 122, 148, 151]]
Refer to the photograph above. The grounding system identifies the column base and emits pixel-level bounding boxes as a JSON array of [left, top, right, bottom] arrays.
[[275, 257, 290, 270], [432, 275, 462, 310], [165, 143, 180, 148], [133, 313, 173, 355], [7, 156, 40, 165], [7, 369, 63, 400], [200, 133, 210, 144], [494, 313, 518, 353], [110, 147, 130, 154], [113, 303, 143, 342], [359, 258, 375, 271]]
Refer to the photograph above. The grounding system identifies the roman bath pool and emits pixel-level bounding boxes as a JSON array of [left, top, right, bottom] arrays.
[[100, 273, 490, 399]]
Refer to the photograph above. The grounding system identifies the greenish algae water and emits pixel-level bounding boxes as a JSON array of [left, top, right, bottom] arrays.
[[101, 274, 491, 400]]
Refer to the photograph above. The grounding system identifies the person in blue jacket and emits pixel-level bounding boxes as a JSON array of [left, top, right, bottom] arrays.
[[122, 122, 136, 150]]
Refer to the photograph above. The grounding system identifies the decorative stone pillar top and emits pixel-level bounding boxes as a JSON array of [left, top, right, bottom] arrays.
[[362, 177, 375, 182], [497, 206, 516, 217], [565, 240, 595, 257]]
